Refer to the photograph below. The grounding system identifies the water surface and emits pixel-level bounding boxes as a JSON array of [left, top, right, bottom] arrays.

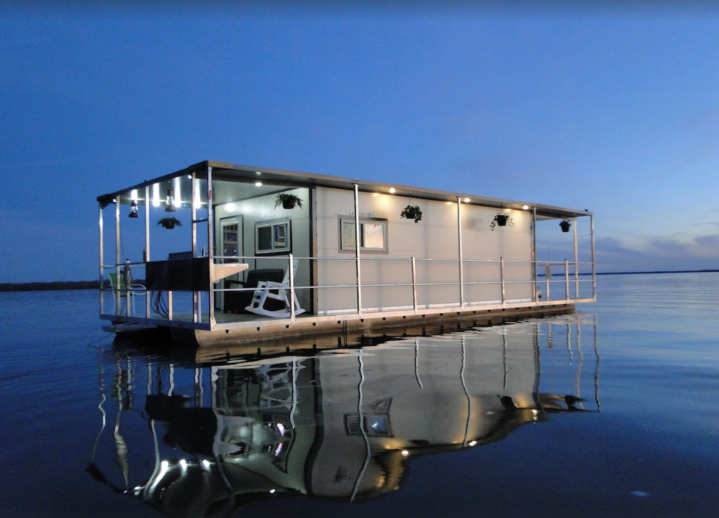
[[1, 272, 718, 517]]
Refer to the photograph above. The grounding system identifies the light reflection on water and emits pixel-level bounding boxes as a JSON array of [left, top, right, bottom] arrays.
[[2, 272, 719, 517]]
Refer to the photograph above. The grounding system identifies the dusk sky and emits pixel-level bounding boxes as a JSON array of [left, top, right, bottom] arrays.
[[1, 2, 718, 282]]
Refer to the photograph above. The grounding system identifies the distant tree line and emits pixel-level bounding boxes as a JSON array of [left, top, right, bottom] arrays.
[[0, 281, 102, 292]]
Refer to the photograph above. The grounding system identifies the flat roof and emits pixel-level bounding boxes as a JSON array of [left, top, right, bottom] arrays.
[[97, 159, 592, 219]]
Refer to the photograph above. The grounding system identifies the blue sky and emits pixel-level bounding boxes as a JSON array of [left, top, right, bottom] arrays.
[[1, 2, 718, 282]]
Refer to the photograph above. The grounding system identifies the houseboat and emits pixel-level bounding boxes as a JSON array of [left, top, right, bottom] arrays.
[[97, 160, 595, 346]]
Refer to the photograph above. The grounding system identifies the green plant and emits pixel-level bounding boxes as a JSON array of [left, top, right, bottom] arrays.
[[158, 217, 182, 229], [400, 205, 422, 223], [275, 193, 303, 209]]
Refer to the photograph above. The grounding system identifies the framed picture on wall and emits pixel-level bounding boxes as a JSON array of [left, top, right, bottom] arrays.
[[255, 218, 291, 254]]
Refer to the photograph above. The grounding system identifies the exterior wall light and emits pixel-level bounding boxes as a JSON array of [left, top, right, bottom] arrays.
[[165, 190, 176, 212], [522, 205, 529, 210], [129, 200, 139, 218], [389, 188, 396, 193], [255, 181, 262, 187], [464, 197, 470, 202]]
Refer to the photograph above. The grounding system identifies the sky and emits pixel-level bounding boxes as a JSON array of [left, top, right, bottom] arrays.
[[1, 1, 718, 282]]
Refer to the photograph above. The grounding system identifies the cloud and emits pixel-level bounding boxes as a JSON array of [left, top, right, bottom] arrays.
[[596, 233, 719, 273]]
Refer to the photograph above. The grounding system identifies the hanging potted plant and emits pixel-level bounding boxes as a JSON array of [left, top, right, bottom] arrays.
[[559, 219, 572, 233], [275, 193, 303, 210], [490, 212, 514, 230], [158, 217, 182, 229], [400, 205, 423, 223], [495, 214, 509, 227]]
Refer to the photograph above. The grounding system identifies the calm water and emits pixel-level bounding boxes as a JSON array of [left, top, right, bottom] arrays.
[[1, 273, 719, 517]]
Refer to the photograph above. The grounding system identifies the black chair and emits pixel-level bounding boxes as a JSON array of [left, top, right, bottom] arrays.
[[224, 268, 285, 313]]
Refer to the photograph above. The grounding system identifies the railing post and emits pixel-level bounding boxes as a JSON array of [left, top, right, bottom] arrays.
[[289, 254, 295, 324], [573, 217, 579, 299], [500, 257, 505, 305], [411, 257, 418, 314], [546, 262, 550, 301], [168, 292, 173, 321], [565, 259, 570, 300]]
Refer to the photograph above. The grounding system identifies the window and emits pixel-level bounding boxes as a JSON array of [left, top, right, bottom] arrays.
[[339, 217, 388, 252], [255, 218, 291, 254]]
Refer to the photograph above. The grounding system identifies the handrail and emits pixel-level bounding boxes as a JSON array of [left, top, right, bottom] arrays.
[[103, 251, 595, 321]]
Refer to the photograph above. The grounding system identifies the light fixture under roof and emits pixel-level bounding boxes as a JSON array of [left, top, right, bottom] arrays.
[[129, 200, 139, 218], [373, 192, 379, 196], [389, 188, 396, 194], [255, 181, 262, 187], [165, 190, 176, 212], [522, 205, 529, 210], [464, 197, 470, 203]]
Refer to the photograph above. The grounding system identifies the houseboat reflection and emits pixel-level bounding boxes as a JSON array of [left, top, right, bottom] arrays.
[[88, 315, 598, 517]]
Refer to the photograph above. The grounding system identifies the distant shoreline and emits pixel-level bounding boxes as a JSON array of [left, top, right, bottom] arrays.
[[1, 269, 717, 292]]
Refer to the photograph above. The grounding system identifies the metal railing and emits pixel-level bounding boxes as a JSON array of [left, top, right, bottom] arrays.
[[100, 252, 594, 327]]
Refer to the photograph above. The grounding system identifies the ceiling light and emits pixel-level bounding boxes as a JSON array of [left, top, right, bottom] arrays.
[[152, 184, 160, 207], [373, 192, 379, 196], [255, 181, 262, 187], [389, 188, 396, 194], [464, 197, 470, 203], [401, 450, 409, 456], [522, 205, 529, 210]]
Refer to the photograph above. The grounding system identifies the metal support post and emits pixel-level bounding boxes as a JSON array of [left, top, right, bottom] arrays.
[[145, 186, 150, 318], [456, 197, 464, 307], [353, 184, 362, 316], [191, 172, 198, 323], [115, 196, 121, 315], [531, 206, 537, 302], [207, 166, 215, 329], [590, 214, 596, 299], [99, 203, 104, 315], [573, 217, 579, 299]]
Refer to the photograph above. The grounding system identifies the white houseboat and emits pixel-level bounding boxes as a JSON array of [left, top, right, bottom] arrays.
[[97, 160, 595, 346]]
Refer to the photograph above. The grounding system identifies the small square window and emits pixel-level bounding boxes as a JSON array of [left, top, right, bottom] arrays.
[[256, 218, 291, 254], [339, 217, 388, 253]]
